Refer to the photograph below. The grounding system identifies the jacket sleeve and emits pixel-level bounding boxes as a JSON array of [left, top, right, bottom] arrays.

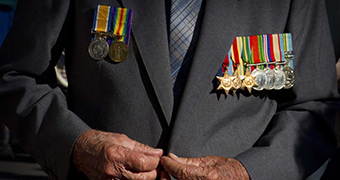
[[235, 0, 339, 179], [0, 1, 90, 179]]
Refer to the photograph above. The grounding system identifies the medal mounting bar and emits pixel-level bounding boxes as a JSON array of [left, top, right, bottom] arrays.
[[216, 33, 295, 96]]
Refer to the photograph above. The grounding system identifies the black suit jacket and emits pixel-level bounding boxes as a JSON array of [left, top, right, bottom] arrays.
[[0, 0, 339, 179]]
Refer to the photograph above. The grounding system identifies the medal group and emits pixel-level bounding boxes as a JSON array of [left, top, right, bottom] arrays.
[[88, 5, 133, 62], [216, 33, 295, 95]]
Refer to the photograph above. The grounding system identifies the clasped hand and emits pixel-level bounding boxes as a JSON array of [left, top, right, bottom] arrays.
[[73, 130, 249, 180]]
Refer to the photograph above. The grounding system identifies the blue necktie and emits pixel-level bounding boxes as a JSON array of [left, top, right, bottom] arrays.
[[169, 0, 202, 84]]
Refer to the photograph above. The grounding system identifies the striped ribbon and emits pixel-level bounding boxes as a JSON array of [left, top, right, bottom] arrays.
[[249, 35, 262, 71], [111, 7, 133, 46], [92, 5, 112, 42], [93, 5, 112, 33], [241, 36, 251, 73], [283, 33, 294, 69], [230, 37, 245, 76], [222, 51, 230, 73], [220, 33, 294, 76], [91, 5, 133, 46]]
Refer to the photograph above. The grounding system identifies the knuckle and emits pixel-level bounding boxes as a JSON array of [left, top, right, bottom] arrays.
[[105, 145, 115, 155], [136, 155, 147, 167], [136, 173, 148, 180], [104, 161, 124, 179], [178, 167, 189, 178], [207, 169, 220, 180], [122, 171, 148, 180], [117, 133, 129, 140], [195, 167, 219, 180]]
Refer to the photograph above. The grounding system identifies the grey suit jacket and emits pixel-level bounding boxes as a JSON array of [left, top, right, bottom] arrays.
[[0, 0, 339, 179]]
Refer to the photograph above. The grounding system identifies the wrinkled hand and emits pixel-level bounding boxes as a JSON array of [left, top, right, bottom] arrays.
[[161, 153, 249, 180], [72, 129, 163, 180]]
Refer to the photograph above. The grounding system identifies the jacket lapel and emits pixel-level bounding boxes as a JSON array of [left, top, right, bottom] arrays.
[[120, 0, 173, 125], [168, 0, 241, 149]]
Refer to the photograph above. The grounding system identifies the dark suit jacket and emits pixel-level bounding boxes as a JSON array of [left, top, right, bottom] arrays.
[[0, 0, 339, 179], [325, 0, 340, 59]]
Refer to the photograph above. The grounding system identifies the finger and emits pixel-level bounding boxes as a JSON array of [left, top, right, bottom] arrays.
[[122, 169, 158, 180], [108, 146, 160, 172], [160, 170, 171, 180], [132, 141, 163, 157], [161, 156, 198, 179], [169, 153, 220, 167], [168, 153, 202, 167], [112, 133, 163, 157], [162, 157, 220, 180]]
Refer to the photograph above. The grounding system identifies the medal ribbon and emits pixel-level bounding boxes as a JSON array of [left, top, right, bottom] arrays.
[[236, 37, 244, 76], [258, 35, 266, 68], [231, 37, 245, 76], [92, 5, 112, 42], [272, 34, 283, 65], [227, 50, 233, 75], [241, 36, 251, 73], [278, 34, 285, 68], [283, 33, 294, 69], [263, 35, 269, 67], [112, 7, 133, 46], [222, 51, 230, 73], [93, 5, 112, 33], [249, 35, 261, 71]]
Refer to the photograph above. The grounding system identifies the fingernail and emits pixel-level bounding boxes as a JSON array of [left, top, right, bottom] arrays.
[[154, 148, 163, 155], [155, 148, 163, 153], [169, 153, 178, 158]]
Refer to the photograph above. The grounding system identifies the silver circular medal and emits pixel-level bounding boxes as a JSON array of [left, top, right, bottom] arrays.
[[88, 37, 109, 60], [282, 66, 295, 89], [273, 68, 286, 90], [263, 67, 276, 90], [251, 68, 267, 91]]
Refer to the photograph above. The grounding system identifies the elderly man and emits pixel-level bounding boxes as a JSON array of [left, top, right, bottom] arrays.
[[0, 0, 338, 179]]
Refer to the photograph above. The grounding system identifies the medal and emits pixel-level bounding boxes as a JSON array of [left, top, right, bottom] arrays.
[[216, 49, 233, 95], [240, 36, 257, 93], [273, 67, 286, 90], [252, 67, 267, 91], [230, 38, 246, 94], [216, 71, 233, 95], [282, 33, 295, 89], [282, 62, 295, 89], [108, 7, 133, 62], [88, 37, 109, 60], [88, 5, 112, 60], [263, 66, 276, 90], [109, 36, 129, 62], [217, 33, 295, 94], [262, 34, 281, 90], [231, 69, 244, 95], [272, 34, 286, 90], [242, 68, 257, 93], [89, 6, 133, 61], [109, 40, 129, 62]]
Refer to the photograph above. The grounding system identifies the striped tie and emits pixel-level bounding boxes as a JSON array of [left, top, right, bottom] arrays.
[[170, 0, 202, 84]]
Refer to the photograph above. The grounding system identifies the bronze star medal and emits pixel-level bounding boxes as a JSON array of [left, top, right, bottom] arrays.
[[242, 68, 258, 93], [216, 72, 233, 95], [231, 69, 244, 95]]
